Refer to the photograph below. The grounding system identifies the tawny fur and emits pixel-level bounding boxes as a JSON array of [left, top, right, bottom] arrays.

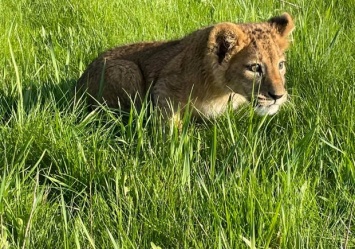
[[77, 13, 295, 118]]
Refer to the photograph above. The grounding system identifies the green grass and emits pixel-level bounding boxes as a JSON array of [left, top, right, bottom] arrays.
[[1, 0, 354, 248]]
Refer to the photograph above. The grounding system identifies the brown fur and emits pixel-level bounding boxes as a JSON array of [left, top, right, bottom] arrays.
[[77, 13, 294, 118]]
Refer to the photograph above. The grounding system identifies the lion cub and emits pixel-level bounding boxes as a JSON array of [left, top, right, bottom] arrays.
[[77, 13, 294, 119]]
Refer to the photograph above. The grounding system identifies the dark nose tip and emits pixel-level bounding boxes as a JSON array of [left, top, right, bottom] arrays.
[[268, 92, 284, 100]]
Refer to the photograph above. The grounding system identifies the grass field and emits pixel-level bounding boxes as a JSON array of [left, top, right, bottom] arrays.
[[1, 0, 354, 248]]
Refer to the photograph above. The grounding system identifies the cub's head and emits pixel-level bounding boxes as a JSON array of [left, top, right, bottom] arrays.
[[207, 13, 294, 115]]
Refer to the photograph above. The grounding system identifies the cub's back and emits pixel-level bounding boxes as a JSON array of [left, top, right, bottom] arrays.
[[77, 40, 183, 91]]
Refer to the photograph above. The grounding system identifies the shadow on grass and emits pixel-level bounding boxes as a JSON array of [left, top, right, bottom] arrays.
[[0, 78, 94, 202], [0, 78, 79, 123]]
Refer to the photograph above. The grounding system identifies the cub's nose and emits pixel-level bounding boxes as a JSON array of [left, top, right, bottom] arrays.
[[268, 92, 284, 100]]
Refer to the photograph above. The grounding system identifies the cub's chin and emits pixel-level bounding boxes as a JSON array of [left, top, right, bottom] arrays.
[[254, 104, 280, 116], [253, 93, 287, 116]]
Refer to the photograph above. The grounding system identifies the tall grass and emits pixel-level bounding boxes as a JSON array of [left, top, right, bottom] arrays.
[[0, 0, 354, 248]]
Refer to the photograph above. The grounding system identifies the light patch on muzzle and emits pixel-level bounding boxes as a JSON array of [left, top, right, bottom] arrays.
[[254, 93, 287, 115], [255, 104, 280, 115]]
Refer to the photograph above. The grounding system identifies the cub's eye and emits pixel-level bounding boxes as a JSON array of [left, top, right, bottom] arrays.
[[247, 63, 263, 74], [278, 61, 286, 70]]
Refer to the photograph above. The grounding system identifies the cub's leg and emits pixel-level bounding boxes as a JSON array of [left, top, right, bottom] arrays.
[[152, 77, 188, 131], [152, 78, 182, 119], [79, 59, 145, 112]]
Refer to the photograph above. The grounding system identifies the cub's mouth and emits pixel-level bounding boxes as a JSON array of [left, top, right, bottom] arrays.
[[253, 94, 288, 116]]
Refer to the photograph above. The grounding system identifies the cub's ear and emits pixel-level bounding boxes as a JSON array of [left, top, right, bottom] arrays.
[[208, 23, 246, 64], [268, 12, 295, 37]]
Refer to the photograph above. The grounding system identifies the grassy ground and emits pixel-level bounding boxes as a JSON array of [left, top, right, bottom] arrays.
[[0, 0, 354, 248]]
